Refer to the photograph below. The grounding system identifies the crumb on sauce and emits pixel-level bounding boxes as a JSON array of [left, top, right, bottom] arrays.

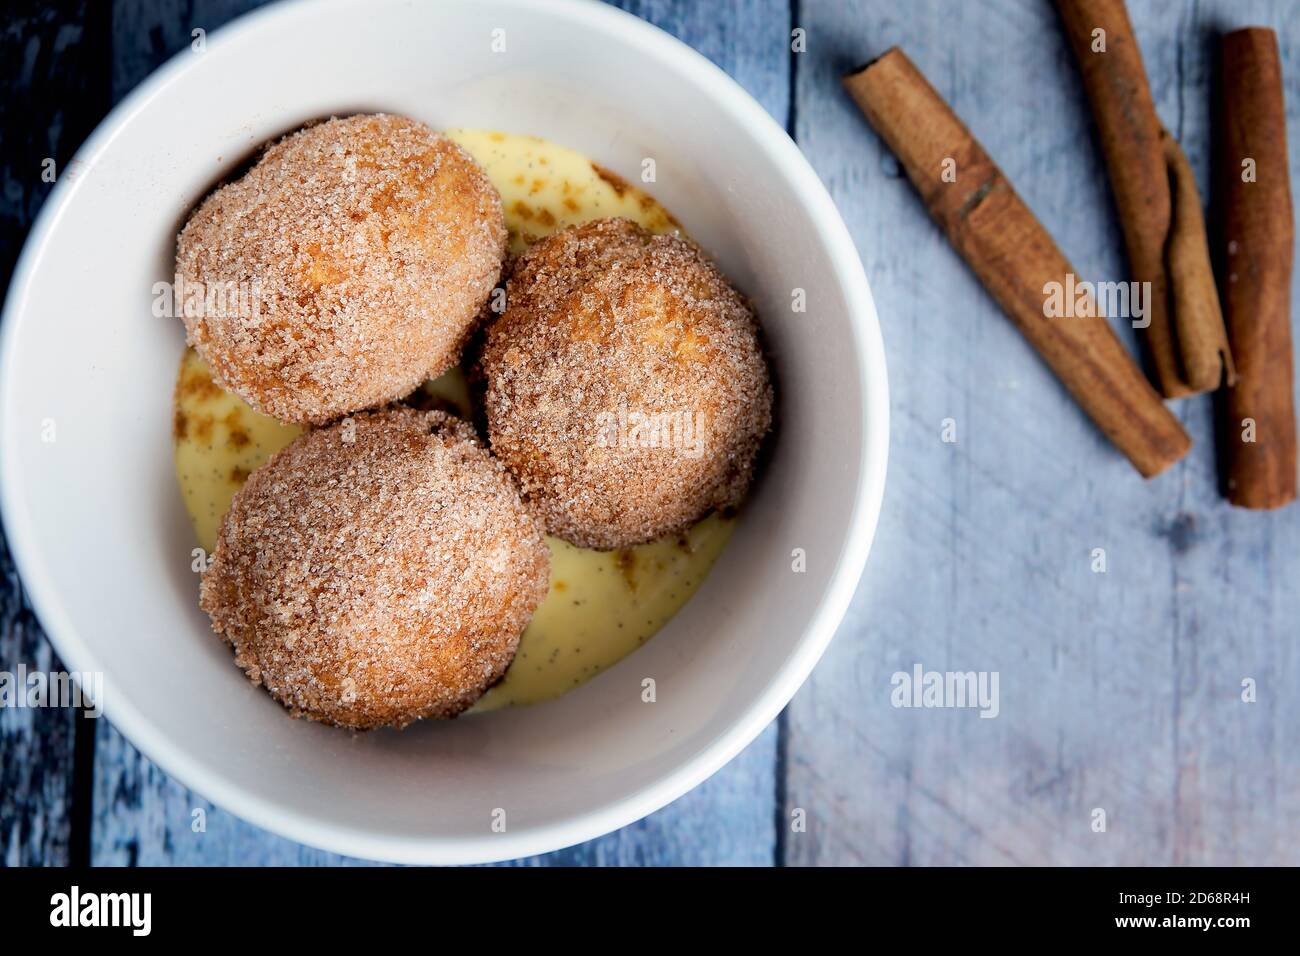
[[614, 549, 638, 591], [591, 162, 629, 197]]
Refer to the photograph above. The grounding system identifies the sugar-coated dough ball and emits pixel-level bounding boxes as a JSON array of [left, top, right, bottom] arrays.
[[482, 218, 772, 549], [200, 407, 550, 729], [177, 114, 506, 424]]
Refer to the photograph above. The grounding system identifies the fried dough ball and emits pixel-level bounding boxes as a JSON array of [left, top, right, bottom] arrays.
[[199, 407, 549, 729], [176, 113, 506, 425], [481, 218, 772, 550]]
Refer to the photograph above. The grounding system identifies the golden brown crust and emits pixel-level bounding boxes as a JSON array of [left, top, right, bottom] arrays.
[[199, 406, 550, 729], [482, 218, 772, 549], [176, 114, 506, 425]]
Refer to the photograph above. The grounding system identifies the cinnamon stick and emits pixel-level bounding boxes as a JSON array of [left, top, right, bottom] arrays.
[[844, 48, 1190, 478], [1055, 0, 1234, 398], [1218, 28, 1296, 509]]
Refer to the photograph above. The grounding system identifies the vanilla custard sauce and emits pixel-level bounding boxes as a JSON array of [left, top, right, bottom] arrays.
[[446, 128, 679, 253], [173, 129, 732, 711]]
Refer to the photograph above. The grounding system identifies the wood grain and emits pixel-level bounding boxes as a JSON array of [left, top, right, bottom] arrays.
[[0, 0, 111, 868], [785, 0, 1300, 865]]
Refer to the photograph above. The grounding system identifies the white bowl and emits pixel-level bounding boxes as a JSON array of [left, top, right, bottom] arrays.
[[0, 0, 888, 864]]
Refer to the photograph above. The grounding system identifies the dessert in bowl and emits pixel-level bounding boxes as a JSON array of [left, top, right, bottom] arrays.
[[0, 0, 888, 863]]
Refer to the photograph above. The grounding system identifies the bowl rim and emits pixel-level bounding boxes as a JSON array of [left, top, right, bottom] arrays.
[[0, 0, 890, 864]]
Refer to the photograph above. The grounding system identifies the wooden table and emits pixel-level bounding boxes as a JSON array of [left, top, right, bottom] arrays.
[[3, 0, 1297, 866]]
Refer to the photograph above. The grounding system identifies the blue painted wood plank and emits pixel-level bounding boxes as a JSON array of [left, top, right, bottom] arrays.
[[91, 0, 788, 866], [784, 0, 1300, 864], [1129, 0, 1300, 866], [0, 0, 112, 868]]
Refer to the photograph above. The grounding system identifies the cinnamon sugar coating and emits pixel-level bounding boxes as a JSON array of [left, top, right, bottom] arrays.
[[482, 218, 772, 550], [199, 407, 550, 729], [177, 114, 506, 425]]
